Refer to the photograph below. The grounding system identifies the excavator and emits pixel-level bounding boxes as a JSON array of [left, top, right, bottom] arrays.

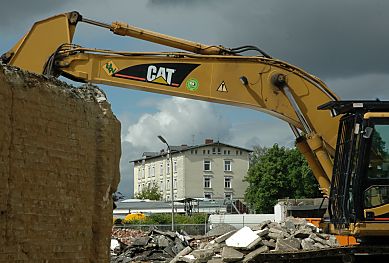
[[2, 11, 389, 261]]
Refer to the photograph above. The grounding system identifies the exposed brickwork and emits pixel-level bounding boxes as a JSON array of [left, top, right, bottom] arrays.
[[0, 65, 121, 262]]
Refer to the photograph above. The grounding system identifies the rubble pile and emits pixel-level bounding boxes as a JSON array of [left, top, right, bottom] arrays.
[[112, 229, 146, 246], [111, 217, 340, 263]]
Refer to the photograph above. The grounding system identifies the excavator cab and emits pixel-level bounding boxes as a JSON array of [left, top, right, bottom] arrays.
[[320, 101, 389, 237]]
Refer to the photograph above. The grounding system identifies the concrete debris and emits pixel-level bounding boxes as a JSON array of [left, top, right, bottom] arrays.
[[111, 217, 340, 262], [206, 224, 236, 237], [225, 226, 259, 248], [221, 247, 244, 262]]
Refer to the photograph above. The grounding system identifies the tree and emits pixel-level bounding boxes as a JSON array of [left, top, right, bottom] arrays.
[[244, 144, 321, 213], [135, 184, 163, 200]]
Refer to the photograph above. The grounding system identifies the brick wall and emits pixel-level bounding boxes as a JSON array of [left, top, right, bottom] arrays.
[[0, 65, 121, 262]]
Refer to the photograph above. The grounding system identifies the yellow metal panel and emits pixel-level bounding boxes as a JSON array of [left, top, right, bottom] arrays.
[[9, 13, 75, 74]]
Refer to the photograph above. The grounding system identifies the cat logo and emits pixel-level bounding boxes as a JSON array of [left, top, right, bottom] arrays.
[[147, 65, 176, 86], [112, 63, 200, 88]]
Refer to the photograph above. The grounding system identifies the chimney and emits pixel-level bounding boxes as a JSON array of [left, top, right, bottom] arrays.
[[205, 139, 214, 144]]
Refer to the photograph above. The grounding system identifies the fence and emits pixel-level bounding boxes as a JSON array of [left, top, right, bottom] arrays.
[[113, 223, 210, 235]]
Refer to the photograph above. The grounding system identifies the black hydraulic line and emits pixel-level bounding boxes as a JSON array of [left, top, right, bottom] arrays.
[[231, 45, 272, 58]]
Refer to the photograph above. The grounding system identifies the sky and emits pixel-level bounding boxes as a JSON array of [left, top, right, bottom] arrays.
[[1, 0, 389, 197]]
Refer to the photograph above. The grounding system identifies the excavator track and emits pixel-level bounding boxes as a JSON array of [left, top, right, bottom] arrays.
[[254, 245, 389, 262]]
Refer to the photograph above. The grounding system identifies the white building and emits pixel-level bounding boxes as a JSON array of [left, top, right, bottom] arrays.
[[132, 139, 251, 201]]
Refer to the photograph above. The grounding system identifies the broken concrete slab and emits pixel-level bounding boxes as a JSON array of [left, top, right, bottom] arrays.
[[214, 230, 237, 243], [294, 228, 312, 239], [275, 237, 301, 251], [207, 258, 223, 263], [191, 249, 215, 263], [242, 237, 262, 251], [225, 226, 259, 248], [207, 224, 236, 237], [253, 228, 269, 237], [260, 239, 276, 249], [301, 238, 315, 250], [221, 247, 244, 262], [250, 220, 272, 231], [170, 246, 192, 263], [242, 246, 269, 263], [132, 236, 150, 246], [181, 254, 197, 263], [309, 234, 329, 246], [158, 235, 171, 248]]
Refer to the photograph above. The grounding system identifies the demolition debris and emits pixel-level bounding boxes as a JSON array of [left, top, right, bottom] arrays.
[[110, 217, 340, 263]]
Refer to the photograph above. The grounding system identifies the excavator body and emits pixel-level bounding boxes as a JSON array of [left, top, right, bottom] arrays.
[[2, 10, 389, 260]]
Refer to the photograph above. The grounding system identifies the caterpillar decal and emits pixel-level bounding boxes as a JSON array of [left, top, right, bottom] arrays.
[[112, 63, 200, 87]]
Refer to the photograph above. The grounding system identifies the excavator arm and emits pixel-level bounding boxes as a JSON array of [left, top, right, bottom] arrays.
[[2, 11, 339, 195]]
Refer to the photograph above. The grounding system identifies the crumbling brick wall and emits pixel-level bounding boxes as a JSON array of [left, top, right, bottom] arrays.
[[0, 65, 121, 262]]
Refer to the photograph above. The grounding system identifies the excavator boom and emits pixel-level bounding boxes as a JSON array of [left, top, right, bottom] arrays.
[[3, 11, 389, 244]]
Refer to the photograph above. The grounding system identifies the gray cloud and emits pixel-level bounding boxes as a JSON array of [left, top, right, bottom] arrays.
[[4, 0, 388, 81], [3, 0, 388, 196], [199, 0, 389, 79], [0, 0, 70, 31]]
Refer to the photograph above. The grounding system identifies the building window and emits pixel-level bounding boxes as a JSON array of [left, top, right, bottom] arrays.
[[236, 150, 239, 155], [204, 177, 211, 188], [173, 160, 177, 173], [203, 149, 206, 155], [167, 179, 170, 190], [212, 147, 216, 154], [203, 160, 211, 171], [142, 167, 145, 179], [195, 150, 198, 154], [225, 192, 233, 200], [223, 150, 226, 155], [160, 180, 164, 191], [228, 150, 230, 155], [204, 192, 212, 199], [152, 165, 155, 177], [160, 162, 163, 175], [207, 149, 210, 154], [166, 162, 170, 174], [224, 177, 232, 188], [174, 178, 177, 189], [147, 166, 151, 178], [191, 149, 193, 154], [224, 160, 232, 171], [218, 148, 221, 154]]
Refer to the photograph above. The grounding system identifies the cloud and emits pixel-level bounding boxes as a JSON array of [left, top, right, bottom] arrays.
[[326, 73, 389, 100], [229, 119, 294, 149], [124, 97, 230, 148], [0, 0, 71, 32], [4, 0, 389, 80]]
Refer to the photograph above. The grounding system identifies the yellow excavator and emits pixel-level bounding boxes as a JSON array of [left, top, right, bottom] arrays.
[[2, 11, 389, 260]]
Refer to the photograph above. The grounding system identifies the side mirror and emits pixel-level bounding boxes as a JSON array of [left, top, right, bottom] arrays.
[[363, 127, 373, 138]]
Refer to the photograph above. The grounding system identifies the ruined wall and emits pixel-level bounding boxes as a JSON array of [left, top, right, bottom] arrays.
[[0, 65, 121, 262]]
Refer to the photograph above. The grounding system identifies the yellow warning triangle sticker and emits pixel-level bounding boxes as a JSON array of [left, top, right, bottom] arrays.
[[217, 81, 228, 92], [153, 76, 168, 85]]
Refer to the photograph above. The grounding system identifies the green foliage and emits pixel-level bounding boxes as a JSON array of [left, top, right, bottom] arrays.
[[123, 213, 208, 225], [244, 144, 321, 213], [135, 184, 163, 201]]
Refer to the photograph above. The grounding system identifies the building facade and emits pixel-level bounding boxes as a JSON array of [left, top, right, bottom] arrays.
[[132, 139, 251, 201]]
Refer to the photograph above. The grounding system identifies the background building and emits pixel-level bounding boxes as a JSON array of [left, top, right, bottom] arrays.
[[132, 139, 251, 201]]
